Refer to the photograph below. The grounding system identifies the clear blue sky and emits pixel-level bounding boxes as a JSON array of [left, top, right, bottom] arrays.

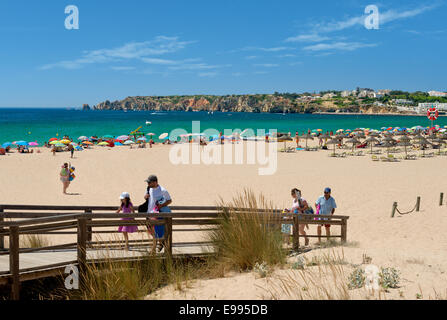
[[0, 0, 446, 107]]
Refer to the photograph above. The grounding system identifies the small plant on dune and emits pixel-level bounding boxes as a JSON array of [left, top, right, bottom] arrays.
[[291, 256, 305, 270], [254, 261, 271, 278], [379, 267, 400, 289], [208, 189, 287, 271], [348, 267, 366, 289]]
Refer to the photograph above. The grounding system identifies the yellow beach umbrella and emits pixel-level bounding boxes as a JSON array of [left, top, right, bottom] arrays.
[[97, 142, 109, 146], [60, 139, 71, 144], [49, 140, 61, 145]]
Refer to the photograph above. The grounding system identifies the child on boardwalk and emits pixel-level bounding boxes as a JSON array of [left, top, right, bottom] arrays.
[[116, 192, 138, 250]]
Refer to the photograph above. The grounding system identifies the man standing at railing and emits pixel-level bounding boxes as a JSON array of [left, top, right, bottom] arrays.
[[144, 175, 172, 254], [315, 187, 337, 245]]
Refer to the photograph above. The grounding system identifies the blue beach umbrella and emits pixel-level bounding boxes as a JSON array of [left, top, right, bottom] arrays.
[[114, 142, 123, 146], [2, 142, 12, 148], [14, 141, 28, 146]]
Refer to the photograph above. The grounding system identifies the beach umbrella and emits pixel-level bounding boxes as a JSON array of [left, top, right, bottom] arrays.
[[82, 141, 93, 145], [54, 143, 65, 148], [14, 141, 28, 146], [326, 138, 339, 156], [137, 137, 147, 142], [383, 136, 397, 145], [78, 136, 88, 141], [48, 138, 58, 142], [397, 141, 412, 158], [114, 142, 123, 146], [365, 137, 379, 154], [49, 140, 61, 145], [2, 142, 12, 148], [159, 133, 169, 140], [345, 138, 360, 152], [123, 140, 135, 145], [278, 135, 293, 150], [368, 132, 381, 138], [116, 135, 129, 141], [300, 133, 315, 149], [60, 139, 71, 144], [380, 141, 394, 157], [413, 138, 432, 157], [146, 133, 155, 137], [97, 142, 109, 146], [336, 129, 344, 133], [28, 142, 39, 147]]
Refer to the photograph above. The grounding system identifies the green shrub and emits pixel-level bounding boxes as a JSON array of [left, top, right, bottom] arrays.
[[348, 267, 365, 289], [379, 267, 400, 289]]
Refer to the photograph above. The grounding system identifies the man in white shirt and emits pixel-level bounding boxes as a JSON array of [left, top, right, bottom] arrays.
[[145, 175, 172, 253]]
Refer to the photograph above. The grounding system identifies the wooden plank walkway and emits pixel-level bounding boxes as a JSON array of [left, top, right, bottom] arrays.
[[0, 244, 214, 285]]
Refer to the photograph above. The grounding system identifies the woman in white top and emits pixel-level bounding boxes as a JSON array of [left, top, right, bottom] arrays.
[[284, 188, 310, 246]]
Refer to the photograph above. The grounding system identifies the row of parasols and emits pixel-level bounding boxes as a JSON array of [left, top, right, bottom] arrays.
[[300, 129, 447, 157]]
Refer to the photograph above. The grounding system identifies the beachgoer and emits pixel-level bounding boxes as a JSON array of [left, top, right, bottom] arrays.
[[315, 187, 337, 244], [52, 145, 56, 156], [60, 163, 70, 194], [149, 138, 154, 148], [295, 132, 299, 148], [284, 188, 311, 246], [145, 175, 172, 254], [68, 143, 74, 158], [116, 192, 138, 250]]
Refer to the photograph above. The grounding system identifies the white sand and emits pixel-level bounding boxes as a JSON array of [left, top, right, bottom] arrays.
[[1, 141, 447, 299]]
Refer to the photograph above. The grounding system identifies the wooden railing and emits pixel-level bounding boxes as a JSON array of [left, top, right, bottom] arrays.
[[0, 204, 349, 300]]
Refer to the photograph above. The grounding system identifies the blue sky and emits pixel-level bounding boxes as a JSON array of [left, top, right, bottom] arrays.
[[0, 0, 446, 107]]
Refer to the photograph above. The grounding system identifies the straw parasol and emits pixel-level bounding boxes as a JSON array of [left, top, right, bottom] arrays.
[[326, 138, 340, 156], [365, 136, 379, 154], [380, 141, 395, 157], [397, 140, 412, 158], [413, 137, 432, 157], [345, 138, 360, 152], [300, 133, 314, 149]]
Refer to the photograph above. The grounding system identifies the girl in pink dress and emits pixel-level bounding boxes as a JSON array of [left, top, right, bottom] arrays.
[[116, 192, 138, 250]]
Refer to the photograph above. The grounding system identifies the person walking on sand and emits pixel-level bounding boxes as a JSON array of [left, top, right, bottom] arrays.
[[116, 192, 138, 250], [68, 143, 74, 158], [145, 175, 172, 254], [59, 163, 70, 194], [315, 187, 337, 244]]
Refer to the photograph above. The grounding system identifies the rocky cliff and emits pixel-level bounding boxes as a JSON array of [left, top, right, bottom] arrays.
[[89, 94, 399, 114]]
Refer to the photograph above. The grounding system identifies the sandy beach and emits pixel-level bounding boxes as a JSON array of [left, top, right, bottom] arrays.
[[1, 140, 447, 299]]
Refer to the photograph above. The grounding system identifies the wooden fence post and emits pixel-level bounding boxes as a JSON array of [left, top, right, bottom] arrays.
[[440, 193, 444, 206], [85, 209, 92, 241], [292, 216, 299, 250], [164, 218, 173, 257], [77, 217, 87, 281], [341, 219, 347, 244], [391, 202, 397, 218], [9, 226, 20, 300], [0, 207, 4, 250], [416, 197, 421, 212]]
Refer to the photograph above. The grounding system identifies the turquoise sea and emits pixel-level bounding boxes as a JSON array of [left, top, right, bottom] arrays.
[[1, 108, 446, 145]]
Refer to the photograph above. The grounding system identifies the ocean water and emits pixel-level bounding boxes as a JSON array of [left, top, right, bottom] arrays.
[[1, 108, 446, 144]]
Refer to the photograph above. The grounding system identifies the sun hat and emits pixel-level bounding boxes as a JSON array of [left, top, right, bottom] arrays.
[[120, 192, 130, 199], [324, 187, 331, 193]]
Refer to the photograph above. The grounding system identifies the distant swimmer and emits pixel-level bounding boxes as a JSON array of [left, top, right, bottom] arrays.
[[146, 121, 152, 125]]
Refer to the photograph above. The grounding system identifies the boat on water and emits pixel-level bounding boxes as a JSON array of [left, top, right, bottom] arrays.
[[146, 121, 152, 125]]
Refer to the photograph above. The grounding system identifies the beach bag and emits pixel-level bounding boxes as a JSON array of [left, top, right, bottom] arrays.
[[138, 200, 148, 213]]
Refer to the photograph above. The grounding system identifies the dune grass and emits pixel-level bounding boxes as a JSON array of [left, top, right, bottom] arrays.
[[20, 234, 51, 248], [207, 189, 287, 271]]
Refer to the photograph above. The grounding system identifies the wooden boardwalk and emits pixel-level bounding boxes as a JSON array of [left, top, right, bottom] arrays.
[[0, 204, 349, 299]]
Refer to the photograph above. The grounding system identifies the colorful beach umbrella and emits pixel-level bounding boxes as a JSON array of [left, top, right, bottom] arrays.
[[97, 142, 109, 146], [146, 133, 155, 136], [28, 142, 39, 147], [116, 135, 129, 141], [159, 133, 169, 140], [48, 138, 58, 142], [78, 136, 88, 141], [60, 139, 71, 144], [123, 140, 135, 145], [82, 141, 93, 145]]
